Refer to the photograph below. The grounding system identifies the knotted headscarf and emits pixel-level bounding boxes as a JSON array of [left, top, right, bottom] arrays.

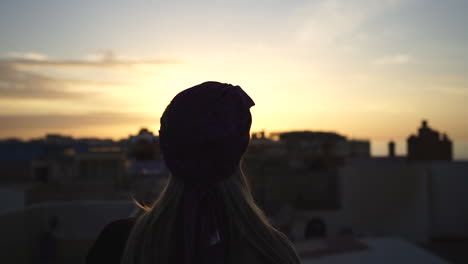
[[159, 81, 255, 264]]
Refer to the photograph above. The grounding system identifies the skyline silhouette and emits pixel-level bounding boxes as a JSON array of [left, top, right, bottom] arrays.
[[2, 120, 468, 160]]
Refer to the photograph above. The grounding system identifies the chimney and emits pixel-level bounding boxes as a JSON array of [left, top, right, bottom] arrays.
[[388, 141, 395, 158]]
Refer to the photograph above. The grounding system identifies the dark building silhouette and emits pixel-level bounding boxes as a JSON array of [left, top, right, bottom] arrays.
[[388, 141, 395, 158], [0, 140, 44, 183], [128, 128, 160, 161], [407, 120, 452, 161]]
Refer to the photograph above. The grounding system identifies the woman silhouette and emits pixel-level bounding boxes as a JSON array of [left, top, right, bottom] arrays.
[[86, 81, 301, 264]]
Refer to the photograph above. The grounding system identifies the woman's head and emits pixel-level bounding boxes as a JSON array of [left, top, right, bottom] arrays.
[[159, 81, 254, 182], [122, 82, 301, 264]]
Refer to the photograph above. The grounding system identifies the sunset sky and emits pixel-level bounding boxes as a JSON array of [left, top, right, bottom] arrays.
[[0, 0, 467, 157]]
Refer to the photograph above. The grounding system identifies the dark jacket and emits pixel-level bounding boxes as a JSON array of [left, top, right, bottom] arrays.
[[86, 218, 271, 264], [86, 218, 136, 264]]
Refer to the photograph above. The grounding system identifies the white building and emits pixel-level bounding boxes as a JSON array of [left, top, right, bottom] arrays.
[[292, 158, 468, 244]]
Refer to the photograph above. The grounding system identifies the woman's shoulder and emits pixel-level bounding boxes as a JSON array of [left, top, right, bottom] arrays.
[[86, 217, 137, 264]]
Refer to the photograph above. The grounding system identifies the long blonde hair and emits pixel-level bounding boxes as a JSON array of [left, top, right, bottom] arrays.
[[122, 165, 301, 264]]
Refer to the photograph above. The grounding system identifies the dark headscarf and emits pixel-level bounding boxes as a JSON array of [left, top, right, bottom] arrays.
[[159, 81, 255, 264]]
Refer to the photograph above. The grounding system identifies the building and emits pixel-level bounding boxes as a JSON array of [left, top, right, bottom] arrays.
[[126, 128, 168, 205], [407, 120, 452, 161], [74, 149, 126, 186], [0, 200, 136, 264], [128, 128, 160, 161], [287, 157, 468, 246], [0, 140, 44, 183], [274, 131, 370, 158], [246, 131, 370, 213]]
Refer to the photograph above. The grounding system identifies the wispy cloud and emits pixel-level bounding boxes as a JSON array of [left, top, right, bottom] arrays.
[[295, 0, 409, 48], [6, 51, 48, 61], [0, 50, 175, 100], [373, 54, 412, 65], [0, 62, 104, 100], [3, 50, 178, 68], [0, 112, 156, 130], [0, 63, 89, 99], [429, 86, 468, 96]]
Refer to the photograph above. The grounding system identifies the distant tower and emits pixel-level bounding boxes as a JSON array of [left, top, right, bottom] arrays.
[[407, 120, 452, 161], [388, 141, 395, 158], [129, 128, 159, 160], [441, 133, 453, 160]]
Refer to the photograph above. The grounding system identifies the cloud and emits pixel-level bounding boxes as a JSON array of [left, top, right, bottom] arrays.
[[0, 50, 174, 100], [0, 62, 100, 100], [430, 86, 468, 96], [6, 51, 48, 61], [295, 0, 408, 47], [373, 54, 412, 65], [0, 112, 156, 130], [3, 50, 178, 68]]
